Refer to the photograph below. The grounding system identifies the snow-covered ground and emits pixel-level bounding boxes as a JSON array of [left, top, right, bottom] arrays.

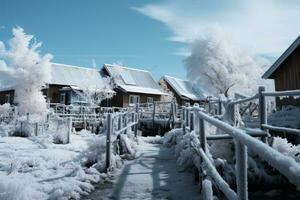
[[84, 139, 200, 200], [0, 130, 134, 200]]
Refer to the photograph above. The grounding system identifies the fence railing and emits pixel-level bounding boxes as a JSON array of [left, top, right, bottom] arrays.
[[181, 86, 300, 200], [105, 109, 139, 172], [229, 86, 300, 138]]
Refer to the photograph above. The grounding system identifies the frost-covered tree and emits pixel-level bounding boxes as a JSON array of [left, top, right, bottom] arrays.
[[184, 31, 263, 97], [0, 27, 52, 116], [74, 76, 115, 106]]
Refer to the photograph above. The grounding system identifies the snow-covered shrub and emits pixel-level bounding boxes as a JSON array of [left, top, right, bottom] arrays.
[[0, 174, 45, 200], [46, 118, 70, 144], [272, 137, 300, 163], [83, 134, 122, 172]]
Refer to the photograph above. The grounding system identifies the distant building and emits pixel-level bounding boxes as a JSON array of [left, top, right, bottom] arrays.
[[101, 64, 166, 107], [262, 36, 300, 108], [0, 63, 114, 106], [159, 75, 207, 106]]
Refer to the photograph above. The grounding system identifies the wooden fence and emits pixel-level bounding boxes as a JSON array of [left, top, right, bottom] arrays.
[[180, 86, 300, 200]]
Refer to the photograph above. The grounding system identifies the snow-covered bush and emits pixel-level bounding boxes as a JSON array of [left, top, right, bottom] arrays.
[[0, 174, 45, 200], [83, 132, 137, 172], [0, 27, 52, 116], [46, 118, 70, 144]]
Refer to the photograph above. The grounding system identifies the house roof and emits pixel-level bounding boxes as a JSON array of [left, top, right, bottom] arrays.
[[0, 63, 114, 92], [50, 63, 108, 91], [262, 36, 300, 79], [162, 75, 206, 101], [103, 64, 166, 95]]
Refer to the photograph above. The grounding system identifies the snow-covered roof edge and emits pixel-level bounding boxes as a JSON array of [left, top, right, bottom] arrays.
[[103, 63, 167, 95], [262, 36, 300, 79], [161, 75, 206, 101]]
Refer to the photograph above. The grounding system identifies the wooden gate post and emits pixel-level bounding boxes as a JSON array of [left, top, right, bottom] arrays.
[[182, 107, 186, 135], [235, 140, 248, 200], [124, 113, 128, 134], [190, 112, 194, 131], [218, 98, 222, 115], [134, 104, 139, 137], [105, 113, 113, 172], [67, 117, 72, 144], [171, 100, 176, 128], [152, 102, 156, 130], [185, 103, 190, 129], [35, 122, 38, 136], [258, 86, 267, 143], [118, 114, 122, 131]]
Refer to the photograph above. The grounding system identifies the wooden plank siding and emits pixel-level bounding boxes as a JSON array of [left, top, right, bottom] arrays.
[[272, 46, 300, 108], [0, 90, 14, 105], [159, 79, 204, 106]]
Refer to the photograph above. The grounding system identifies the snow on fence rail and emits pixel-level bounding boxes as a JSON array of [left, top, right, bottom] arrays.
[[105, 109, 139, 172], [181, 100, 300, 200], [229, 86, 300, 137]]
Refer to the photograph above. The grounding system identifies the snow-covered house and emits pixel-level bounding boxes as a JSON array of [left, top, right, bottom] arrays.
[[0, 63, 114, 105], [101, 64, 166, 107], [159, 75, 207, 106], [262, 36, 300, 108]]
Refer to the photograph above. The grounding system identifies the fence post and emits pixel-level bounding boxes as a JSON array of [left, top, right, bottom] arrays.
[[171, 100, 176, 128], [35, 122, 38, 136], [185, 103, 190, 128], [218, 98, 222, 115], [106, 113, 112, 172], [152, 102, 156, 129], [67, 117, 72, 144], [199, 118, 206, 152], [134, 104, 139, 137], [182, 107, 186, 135], [190, 112, 194, 131], [118, 114, 122, 131], [198, 116, 207, 191], [124, 113, 127, 134], [258, 86, 267, 143], [235, 140, 248, 200]]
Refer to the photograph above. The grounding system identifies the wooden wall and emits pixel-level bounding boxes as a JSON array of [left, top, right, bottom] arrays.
[[0, 90, 14, 105], [272, 46, 300, 108], [107, 88, 162, 107]]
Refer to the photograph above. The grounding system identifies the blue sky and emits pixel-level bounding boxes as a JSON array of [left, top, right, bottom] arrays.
[[1, 0, 300, 80]]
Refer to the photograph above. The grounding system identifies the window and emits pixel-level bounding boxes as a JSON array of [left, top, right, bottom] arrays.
[[129, 95, 140, 106], [60, 93, 66, 104], [147, 97, 154, 103], [5, 94, 10, 103]]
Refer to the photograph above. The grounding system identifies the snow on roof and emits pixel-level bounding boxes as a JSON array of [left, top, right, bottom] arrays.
[[0, 63, 113, 92], [262, 36, 300, 79], [162, 75, 206, 101], [50, 63, 106, 90], [103, 64, 166, 95]]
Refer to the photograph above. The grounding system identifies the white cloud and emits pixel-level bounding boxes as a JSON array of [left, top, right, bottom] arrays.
[[134, 0, 300, 57]]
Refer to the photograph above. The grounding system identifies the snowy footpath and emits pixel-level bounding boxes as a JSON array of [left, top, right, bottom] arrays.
[[84, 142, 200, 200]]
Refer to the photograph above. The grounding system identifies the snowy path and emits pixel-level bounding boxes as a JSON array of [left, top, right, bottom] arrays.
[[84, 142, 200, 200]]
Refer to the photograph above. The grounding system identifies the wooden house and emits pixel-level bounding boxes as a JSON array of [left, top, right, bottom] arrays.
[[0, 63, 114, 106], [159, 75, 206, 106], [101, 64, 166, 107], [262, 36, 300, 108]]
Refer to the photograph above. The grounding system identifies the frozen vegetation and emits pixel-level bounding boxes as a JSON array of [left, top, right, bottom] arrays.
[[0, 129, 138, 200]]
